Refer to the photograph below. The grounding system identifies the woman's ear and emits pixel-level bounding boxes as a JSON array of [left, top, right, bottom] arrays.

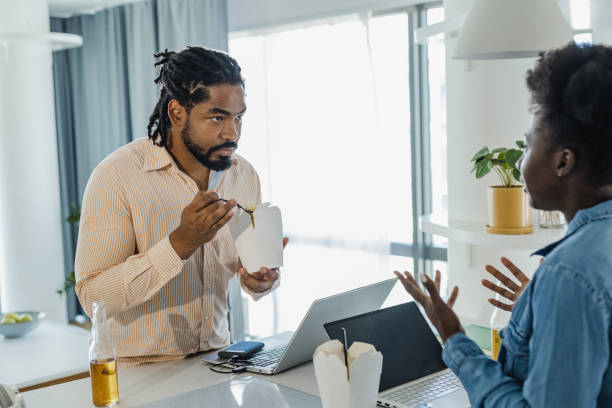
[[555, 148, 576, 178]]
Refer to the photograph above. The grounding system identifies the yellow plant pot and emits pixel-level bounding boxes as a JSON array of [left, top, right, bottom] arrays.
[[486, 186, 533, 234]]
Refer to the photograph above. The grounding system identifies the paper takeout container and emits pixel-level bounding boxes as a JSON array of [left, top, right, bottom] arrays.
[[313, 340, 383, 408], [228, 202, 283, 273]]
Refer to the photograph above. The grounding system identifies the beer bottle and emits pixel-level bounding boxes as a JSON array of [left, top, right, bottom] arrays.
[[89, 301, 119, 407]]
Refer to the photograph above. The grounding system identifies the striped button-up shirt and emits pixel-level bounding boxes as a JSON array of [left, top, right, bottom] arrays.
[[75, 137, 271, 366]]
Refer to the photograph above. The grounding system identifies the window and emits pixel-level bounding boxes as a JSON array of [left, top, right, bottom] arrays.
[[229, 3, 447, 339], [426, 6, 447, 248], [424, 6, 449, 288], [570, 0, 592, 44]]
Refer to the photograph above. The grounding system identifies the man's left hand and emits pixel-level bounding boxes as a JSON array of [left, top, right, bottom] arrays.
[[239, 237, 289, 293]]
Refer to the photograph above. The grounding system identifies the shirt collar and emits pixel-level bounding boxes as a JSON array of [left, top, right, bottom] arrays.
[[143, 138, 173, 171], [533, 198, 612, 257], [143, 138, 239, 172]]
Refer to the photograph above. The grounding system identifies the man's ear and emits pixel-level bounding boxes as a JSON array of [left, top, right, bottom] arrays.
[[168, 99, 186, 128], [555, 148, 576, 178]]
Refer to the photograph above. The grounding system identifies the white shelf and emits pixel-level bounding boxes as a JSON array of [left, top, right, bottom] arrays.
[[414, 13, 466, 45], [414, 14, 591, 46], [0, 32, 83, 51], [419, 213, 566, 250]]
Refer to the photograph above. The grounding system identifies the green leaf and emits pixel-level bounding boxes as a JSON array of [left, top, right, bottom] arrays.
[[57, 271, 76, 297], [512, 168, 522, 182], [66, 203, 81, 225], [475, 160, 492, 178], [471, 146, 489, 161], [66, 214, 80, 224], [490, 148, 506, 154], [516, 140, 526, 149], [506, 149, 523, 169], [472, 156, 486, 172], [494, 152, 512, 170]]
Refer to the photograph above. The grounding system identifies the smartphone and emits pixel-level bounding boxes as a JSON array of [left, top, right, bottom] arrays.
[[218, 341, 264, 359]]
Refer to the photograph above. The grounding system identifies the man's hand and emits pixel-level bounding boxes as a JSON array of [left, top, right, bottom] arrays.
[[169, 191, 236, 259], [394, 270, 464, 343], [239, 237, 289, 294], [481, 257, 533, 312]]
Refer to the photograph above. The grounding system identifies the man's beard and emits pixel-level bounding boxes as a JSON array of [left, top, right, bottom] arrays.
[[181, 119, 236, 171]]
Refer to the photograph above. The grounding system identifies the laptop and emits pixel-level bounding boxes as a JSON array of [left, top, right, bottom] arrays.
[[324, 302, 471, 408], [202, 278, 397, 374]]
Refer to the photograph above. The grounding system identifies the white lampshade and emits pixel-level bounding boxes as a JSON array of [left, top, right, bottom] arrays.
[[453, 0, 573, 60]]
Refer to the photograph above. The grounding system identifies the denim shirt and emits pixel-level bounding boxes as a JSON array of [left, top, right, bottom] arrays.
[[442, 198, 612, 407]]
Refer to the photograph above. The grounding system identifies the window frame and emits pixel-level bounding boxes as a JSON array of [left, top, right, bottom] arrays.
[[378, 2, 448, 277]]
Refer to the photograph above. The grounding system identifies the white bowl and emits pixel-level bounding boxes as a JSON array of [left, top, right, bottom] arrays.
[[0, 311, 45, 338]]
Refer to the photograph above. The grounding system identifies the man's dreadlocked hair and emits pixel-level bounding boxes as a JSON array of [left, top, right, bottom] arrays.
[[147, 46, 244, 147]]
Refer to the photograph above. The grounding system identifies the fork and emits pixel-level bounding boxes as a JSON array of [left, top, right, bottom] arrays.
[[219, 198, 254, 214]]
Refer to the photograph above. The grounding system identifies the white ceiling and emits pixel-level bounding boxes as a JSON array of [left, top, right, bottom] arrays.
[[49, 0, 146, 17]]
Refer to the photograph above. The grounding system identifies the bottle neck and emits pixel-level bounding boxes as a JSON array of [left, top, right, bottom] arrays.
[[91, 302, 114, 353], [490, 305, 511, 328]]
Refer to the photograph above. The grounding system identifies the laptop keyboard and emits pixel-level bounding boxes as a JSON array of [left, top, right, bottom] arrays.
[[242, 345, 287, 367], [379, 370, 463, 408]]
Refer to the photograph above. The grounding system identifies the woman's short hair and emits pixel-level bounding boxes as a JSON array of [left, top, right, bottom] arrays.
[[526, 42, 612, 186]]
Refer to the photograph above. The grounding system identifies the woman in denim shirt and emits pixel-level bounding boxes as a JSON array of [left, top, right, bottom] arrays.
[[396, 42, 612, 407]]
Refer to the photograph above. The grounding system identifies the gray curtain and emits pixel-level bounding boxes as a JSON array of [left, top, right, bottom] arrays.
[[51, 0, 229, 319]]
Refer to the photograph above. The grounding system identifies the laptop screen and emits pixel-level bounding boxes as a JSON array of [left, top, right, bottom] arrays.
[[324, 301, 447, 392]]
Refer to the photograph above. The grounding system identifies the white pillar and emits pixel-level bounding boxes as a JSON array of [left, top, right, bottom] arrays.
[[444, 0, 543, 325], [0, 0, 67, 322]]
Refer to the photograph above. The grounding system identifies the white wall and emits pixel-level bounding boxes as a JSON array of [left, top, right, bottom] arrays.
[[443, 0, 545, 324]]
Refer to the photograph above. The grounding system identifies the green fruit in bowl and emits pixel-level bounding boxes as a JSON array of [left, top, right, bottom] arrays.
[[3, 312, 19, 321], [0, 311, 43, 337], [18, 313, 33, 323]]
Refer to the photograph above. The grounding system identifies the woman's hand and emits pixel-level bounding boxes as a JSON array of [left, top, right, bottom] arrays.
[[394, 270, 464, 343], [481, 257, 532, 312]]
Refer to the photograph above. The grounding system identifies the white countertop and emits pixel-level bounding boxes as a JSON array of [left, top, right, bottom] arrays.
[[21, 350, 319, 407], [0, 320, 90, 388]]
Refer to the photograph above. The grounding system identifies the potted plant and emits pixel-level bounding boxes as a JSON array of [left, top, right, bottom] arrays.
[[471, 141, 533, 234]]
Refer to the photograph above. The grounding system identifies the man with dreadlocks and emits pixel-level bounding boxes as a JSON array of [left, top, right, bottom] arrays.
[[74, 46, 286, 365]]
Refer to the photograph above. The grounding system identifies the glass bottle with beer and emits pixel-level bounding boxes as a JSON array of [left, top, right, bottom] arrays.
[[89, 301, 119, 407], [490, 293, 511, 361]]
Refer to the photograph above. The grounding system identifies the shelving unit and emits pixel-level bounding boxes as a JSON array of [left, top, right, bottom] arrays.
[[414, 13, 466, 44], [414, 18, 592, 47], [0, 32, 82, 51], [421, 213, 566, 326], [419, 213, 565, 250]]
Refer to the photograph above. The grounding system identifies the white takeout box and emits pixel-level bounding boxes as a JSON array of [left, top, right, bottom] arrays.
[[313, 340, 383, 408], [228, 202, 283, 273]]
